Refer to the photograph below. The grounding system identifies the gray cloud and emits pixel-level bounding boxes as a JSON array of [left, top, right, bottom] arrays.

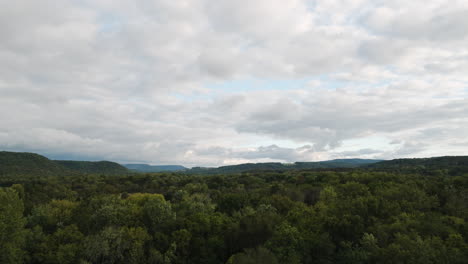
[[364, 5, 468, 42], [338, 148, 382, 157], [1, 0, 467, 166]]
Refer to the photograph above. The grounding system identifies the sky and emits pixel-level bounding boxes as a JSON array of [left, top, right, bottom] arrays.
[[1, 0, 468, 167]]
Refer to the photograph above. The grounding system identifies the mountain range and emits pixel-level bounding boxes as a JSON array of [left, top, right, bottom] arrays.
[[2, 150, 468, 177], [123, 164, 187, 172], [188, 159, 383, 174]]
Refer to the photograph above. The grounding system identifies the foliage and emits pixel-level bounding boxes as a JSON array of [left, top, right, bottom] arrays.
[[0, 151, 130, 177], [56, 160, 129, 175], [0, 186, 28, 264], [1, 154, 468, 263], [188, 159, 381, 174]]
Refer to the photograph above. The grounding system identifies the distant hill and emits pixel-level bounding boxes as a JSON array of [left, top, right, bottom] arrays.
[[187, 159, 382, 174], [295, 159, 383, 169], [9, 150, 468, 177], [0, 151, 129, 176], [367, 156, 468, 175], [124, 164, 187, 173], [0, 151, 71, 176], [323, 158, 384, 165], [56, 160, 129, 175]]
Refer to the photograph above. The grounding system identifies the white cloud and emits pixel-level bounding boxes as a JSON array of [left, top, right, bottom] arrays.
[[1, 0, 467, 166]]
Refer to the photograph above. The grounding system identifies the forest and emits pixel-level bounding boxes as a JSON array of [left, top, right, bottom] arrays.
[[1, 152, 468, 263]]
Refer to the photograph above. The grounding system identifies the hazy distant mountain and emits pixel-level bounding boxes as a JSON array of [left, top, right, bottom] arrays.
[[296, 159, 384, 168], [3, 150, 468, 177], [321, 159, 384, 165], [0, 152, 381, 177], [124, 163, 187, 172], [187, 159, 383, 174]]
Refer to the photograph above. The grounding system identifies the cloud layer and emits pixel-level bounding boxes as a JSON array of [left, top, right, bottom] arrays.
[[1, 0, 467, 166]]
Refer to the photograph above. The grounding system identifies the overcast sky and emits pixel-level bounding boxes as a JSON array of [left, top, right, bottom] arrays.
[[1, 0, 468, 167]]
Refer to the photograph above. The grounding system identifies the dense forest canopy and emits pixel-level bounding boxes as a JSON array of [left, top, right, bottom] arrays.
[[55, 160, 129, 175], [1, 151, 468, 263]]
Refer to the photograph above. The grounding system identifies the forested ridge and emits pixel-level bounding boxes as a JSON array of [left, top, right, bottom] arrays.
[[1, 153, 468, 263], [56, 160, 129, 175], [367, 156, 468, 175], [124, 164, 187, 173], [0, 151, 129, 176], [186, 159, 382, 174], [0, 151, 71, 177]]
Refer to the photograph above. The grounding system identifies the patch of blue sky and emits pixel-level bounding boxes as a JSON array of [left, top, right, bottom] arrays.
[[206, 77, 309, 92], [205, 69, 399, 95], [205, 75, 346, 93], [461, 81, 468, 91], [97, 12, 123, 34], [181, 71, 397, 102], [172, 93, 212, 102]]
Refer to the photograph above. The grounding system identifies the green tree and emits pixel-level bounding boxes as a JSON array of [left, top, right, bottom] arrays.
[[29, 199, 79, 232], [226, 247, 279, 264], [265, 222, 302, 264], [83, 226, 150, 264], [0, 186, 28, 264]]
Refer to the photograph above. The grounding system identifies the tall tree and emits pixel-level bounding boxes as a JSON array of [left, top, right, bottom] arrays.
[[0, 186, 28, 263]]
